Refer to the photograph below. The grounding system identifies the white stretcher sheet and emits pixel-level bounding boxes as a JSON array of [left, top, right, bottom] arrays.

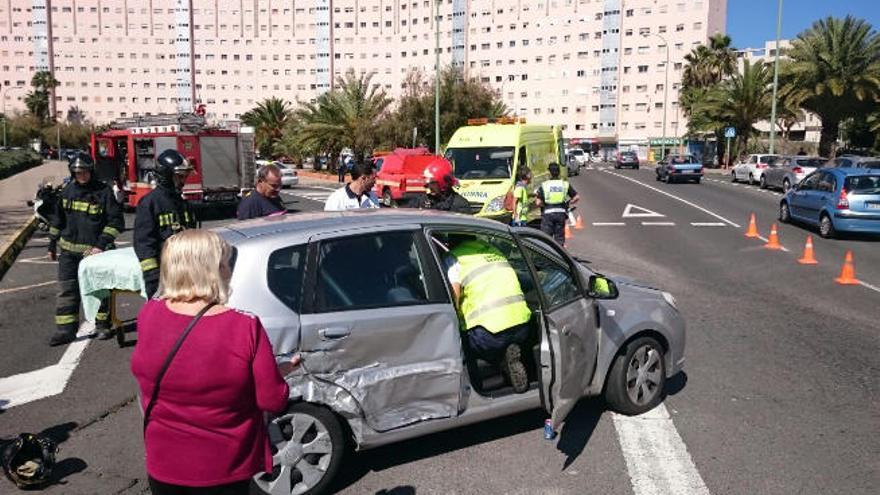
[[77, 247, 146, 322]]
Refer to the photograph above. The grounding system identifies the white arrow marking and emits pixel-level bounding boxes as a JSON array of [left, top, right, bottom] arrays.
[[622, 203, 665, 218]]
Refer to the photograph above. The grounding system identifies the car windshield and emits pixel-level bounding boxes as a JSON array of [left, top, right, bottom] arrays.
[[621, 152, 637, 158], [570, 149, 584, 155], [761, 156, 780, 165], [445, 147, 514, 179], [844, 175, 880, 194], [795, 158, 826, 168]]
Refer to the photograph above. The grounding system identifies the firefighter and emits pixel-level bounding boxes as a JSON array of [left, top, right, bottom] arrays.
[[403, 158, 471, 214], [134, 149, 196, 298], [535, 162, 580, 247], [47, 153, 124, 346]]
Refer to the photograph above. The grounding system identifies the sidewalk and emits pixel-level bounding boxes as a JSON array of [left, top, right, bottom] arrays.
[[0, 160, 68, 280]]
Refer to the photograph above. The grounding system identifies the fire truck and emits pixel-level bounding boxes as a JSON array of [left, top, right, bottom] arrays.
[[90, 113, 255, 209]]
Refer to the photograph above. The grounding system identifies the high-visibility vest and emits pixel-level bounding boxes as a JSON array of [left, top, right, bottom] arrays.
[[513, 183, 529, 222], [541, 179, 569, 214], [450, 240, 532, 334]]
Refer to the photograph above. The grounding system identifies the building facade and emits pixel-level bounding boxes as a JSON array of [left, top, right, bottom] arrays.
[[1, 0, 727, 151]]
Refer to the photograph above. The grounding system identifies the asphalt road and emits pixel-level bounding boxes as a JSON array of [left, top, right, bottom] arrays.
[[0, 176, 877, 495]]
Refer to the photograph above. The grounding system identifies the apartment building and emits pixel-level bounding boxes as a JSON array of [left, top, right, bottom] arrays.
[[1, 0, 726, 153]]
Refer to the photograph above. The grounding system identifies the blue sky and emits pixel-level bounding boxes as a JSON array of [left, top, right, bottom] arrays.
[[727, 0, 880, 48]]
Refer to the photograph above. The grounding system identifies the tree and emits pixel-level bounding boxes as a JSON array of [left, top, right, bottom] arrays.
[[241, 97, 294, 158], [66, 105, 86, 125], [780, 16, 880, 156], [704, 60, 774, 155], [24, 71, 59, 125]]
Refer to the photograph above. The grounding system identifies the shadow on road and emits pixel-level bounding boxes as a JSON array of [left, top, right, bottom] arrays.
[[665, 371, 688, 396], [376, 486, 416, 495], [556, 397, 604, 470]]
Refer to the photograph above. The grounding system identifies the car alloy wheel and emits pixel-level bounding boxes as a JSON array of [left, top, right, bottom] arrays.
[[819, 214, 836, 239], [255, 403, 345, 495], [748, 173, 755, 185], [731, 171, 738, 183], [782, 179, 791, 192], [604, 336, 666, 415], [759, 176, 767, 189], [779, 201, 791, 223], [664, 173, 672, 184], [381, 189, 395, 208]]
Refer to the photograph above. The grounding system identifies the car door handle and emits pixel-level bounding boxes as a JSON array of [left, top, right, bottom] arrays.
[[318, 327, 351, 340]]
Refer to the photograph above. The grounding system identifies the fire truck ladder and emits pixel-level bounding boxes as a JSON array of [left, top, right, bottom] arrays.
[[109, 113, 207, 132]]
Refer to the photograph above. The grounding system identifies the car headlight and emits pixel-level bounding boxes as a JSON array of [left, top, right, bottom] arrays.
[[661, 291, 678, 310], [484, 195, 506, 213]]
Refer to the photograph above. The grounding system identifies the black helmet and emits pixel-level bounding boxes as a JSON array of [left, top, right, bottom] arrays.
[[155, 149, 193, 190], [1, 433, 57, 488], [68, 152, 94, 176]]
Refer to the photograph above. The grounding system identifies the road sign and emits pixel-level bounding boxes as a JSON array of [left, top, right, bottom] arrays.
[[724, 127, 736, 138]]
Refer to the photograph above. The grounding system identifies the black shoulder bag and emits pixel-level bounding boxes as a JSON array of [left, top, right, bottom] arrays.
[[142, 302, 216, 436]]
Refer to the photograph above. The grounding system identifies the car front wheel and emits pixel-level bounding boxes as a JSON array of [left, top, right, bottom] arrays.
[[254, 403, 346, 495], [604, 336, 667, 415], [819, 214, 836, 239], [748, 173, 756, 185]]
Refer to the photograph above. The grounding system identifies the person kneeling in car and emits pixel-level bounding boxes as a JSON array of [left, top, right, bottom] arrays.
[[445, 235, 531, 393]]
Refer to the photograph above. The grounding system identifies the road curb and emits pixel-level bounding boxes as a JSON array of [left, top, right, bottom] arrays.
[[0, 215, 37, 282]]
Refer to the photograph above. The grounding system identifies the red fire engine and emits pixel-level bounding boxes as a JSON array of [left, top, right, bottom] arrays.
[[372, 147, 438, 206], [90, 113, 255, 208]]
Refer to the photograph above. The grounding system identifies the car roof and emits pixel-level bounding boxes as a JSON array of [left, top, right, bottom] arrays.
[[217, 209, 509, 245], [826, 167, 878, 177]]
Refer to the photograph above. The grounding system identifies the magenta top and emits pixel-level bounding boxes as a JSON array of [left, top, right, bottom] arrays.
[[131, 299, 289, 487]]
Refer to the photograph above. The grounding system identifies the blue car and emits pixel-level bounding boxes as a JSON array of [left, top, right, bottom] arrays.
[[655, 154, 703, 184], [779, 168, 880, 238]]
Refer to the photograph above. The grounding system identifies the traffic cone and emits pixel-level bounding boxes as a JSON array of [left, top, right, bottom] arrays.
[[574, 214, 585, 230], [564, 223, 573, 240], [764, 223, 782, 250], [797, 235, 818, 265], [745, 213, 760, 238], [834, 250, 859, 285]]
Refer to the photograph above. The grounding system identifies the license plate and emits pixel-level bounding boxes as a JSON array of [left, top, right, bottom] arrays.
[[682, 169, 694, 174], [866, 202, 880, 210]]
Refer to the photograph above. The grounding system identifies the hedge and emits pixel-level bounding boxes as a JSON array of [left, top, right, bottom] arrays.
[[0, 150, 43, 180]]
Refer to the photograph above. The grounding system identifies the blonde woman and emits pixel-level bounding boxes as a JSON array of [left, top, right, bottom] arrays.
[[131, 229, 290, 495]]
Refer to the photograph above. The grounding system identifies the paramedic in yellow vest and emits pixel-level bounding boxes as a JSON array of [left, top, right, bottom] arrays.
[[445, 235, 532, 393], [511, 170, 531, 227], [535, 163, 580, 247]]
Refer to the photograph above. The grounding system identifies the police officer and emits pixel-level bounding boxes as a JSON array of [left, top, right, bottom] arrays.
[[445, 235, 532, 393], [403, 158, 472, 213], [48, 153, 124, 346], [535, 163, 580, 247], [134, 149, 196, 297]]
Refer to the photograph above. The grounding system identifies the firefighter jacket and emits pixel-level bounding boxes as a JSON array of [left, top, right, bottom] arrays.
[[133, 186, 196, 274], [48, 180, 124, 255]]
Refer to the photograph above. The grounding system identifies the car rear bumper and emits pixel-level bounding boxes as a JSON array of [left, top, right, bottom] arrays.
[[833, 213, 880, 234]]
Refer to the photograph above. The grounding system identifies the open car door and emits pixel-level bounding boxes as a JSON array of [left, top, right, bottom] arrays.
[[520, 234, 599, 430]]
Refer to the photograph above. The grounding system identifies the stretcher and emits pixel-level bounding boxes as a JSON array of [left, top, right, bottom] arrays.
[[77, 247, 147, 347]]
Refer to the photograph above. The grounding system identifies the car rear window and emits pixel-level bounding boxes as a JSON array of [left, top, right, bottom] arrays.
[[795, 158, 826, 168], [621, 152, 637, 158], [267, 244, 307, 312], [861, 161, 880, 169], [844, 175, 880, 194]]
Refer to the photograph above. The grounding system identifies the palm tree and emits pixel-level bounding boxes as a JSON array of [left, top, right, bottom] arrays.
[[241, 97, 294, 158], [24, 71, 60, 125], [682, 34, 737, 89], [780, 16, 880, 156], [705, 59, 774, 154]]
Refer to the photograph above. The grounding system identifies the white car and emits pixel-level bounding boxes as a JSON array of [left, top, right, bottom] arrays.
[[732, 154, 781, 185], [274, 162, 299, 188], [568, 148, 589, 167]]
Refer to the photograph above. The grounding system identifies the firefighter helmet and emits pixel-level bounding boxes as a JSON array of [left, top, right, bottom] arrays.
[[1, 433, 57, 488], [422, 157, 458, 193], [155, 149, 193, 190], [67, 152, 94, 175]]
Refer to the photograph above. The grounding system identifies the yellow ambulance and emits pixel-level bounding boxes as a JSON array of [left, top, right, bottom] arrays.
[[444, 118, 565, 223]]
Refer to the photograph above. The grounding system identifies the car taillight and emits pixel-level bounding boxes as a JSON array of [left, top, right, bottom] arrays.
[[756, 163, 768, 169], [836, 189, 849, 209], [791, 167, 802, 174]]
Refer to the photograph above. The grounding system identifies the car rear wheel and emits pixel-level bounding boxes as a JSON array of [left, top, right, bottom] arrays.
[[664, 173, 672, 184], [782, 179, 791, 192], [779, 201, 791, 223], [604, 336, 667, 415], [731, 170, 738, 183], [254, 403, 346, 495], [759, 175, 767, 189], [819, 214, 836, 239], [748, 173, 756, 185]]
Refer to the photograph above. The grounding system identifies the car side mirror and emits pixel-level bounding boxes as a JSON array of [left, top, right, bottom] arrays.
[[587, 274, 619, 299]]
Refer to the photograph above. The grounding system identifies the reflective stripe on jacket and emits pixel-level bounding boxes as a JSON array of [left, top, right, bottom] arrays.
[[540, 179, 569, 214]]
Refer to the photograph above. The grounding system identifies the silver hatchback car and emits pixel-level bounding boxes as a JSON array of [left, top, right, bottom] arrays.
[[218, 210, 686, 495]]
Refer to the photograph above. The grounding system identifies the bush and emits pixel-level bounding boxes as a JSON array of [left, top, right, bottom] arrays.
[[0, 149, 43, 180]]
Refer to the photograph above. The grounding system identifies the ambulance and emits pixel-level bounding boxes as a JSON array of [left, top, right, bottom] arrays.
[[444, 118, 565, 223]]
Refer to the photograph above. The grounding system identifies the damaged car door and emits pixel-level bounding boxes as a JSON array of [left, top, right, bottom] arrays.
[[298, 229, 464, 432], [521, 235, 599, 430]]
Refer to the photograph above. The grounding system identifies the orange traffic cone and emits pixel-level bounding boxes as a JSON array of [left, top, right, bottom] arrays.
[[797, 235, 818, 265], [745, 213, 760, 238], [564, 223, 573, 240], [764, 223, 782, 250], [834, 250, 859, 285], [574, 214, 585, 230]]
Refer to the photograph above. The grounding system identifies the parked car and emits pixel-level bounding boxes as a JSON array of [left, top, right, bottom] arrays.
[[826, 155, 880, 169], [566, 153, 582, 176], [616, 151, 640, 169], [732, 154, 781, 185], [655, 154, 703, 183], [779, 168, 880, 238], [761, 156, 827, 191], [275, 162, 299, 188], [220, 210, 686, 495], [568, 148, 589, 168]]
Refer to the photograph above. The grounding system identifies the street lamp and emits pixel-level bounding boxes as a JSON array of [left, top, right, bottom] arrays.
[[2, 85, 26, 148], [434, 0, 441, 154], [642, 32, 670, 161], [768, 0, 783, 154]]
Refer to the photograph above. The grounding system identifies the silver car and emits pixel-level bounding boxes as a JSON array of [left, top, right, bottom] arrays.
[[219, 210, 686, 495], [761, 156, 827, 191]]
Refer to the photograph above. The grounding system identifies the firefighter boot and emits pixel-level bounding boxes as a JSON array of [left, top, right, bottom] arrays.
[[94, 300, 113, 340]]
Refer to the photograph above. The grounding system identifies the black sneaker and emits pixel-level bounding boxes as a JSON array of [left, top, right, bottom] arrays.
[[48, 330, 76, 347], [502, 344, 529, 393], [95, 327, 115, 340]]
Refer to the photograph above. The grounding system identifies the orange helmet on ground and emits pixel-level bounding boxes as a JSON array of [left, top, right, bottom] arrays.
[[423, 157, 458, 193]]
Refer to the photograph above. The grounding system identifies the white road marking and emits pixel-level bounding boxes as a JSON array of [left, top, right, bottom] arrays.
[[19, 255, 58, 265], [613, 404, 712, 495], [603, 170, 741, 228], [622, 203, 665, 218], [592, 222, 626, 226], [753, 234, 790, 252], [0, 280, 57, 295], [857, 280, 880, 294], [691, 222, 727, 227], [0, 322, 93, 410], [642, 221, 676, 226]]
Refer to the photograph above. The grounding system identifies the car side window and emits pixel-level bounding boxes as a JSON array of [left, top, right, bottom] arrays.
[[799, 173, 820, 190], [818, 172, 836, 192], [749, 156, 757, 164], [267, 244, 307, 312], [314, 232, 429, 312], [522, 238, 581, 309]]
